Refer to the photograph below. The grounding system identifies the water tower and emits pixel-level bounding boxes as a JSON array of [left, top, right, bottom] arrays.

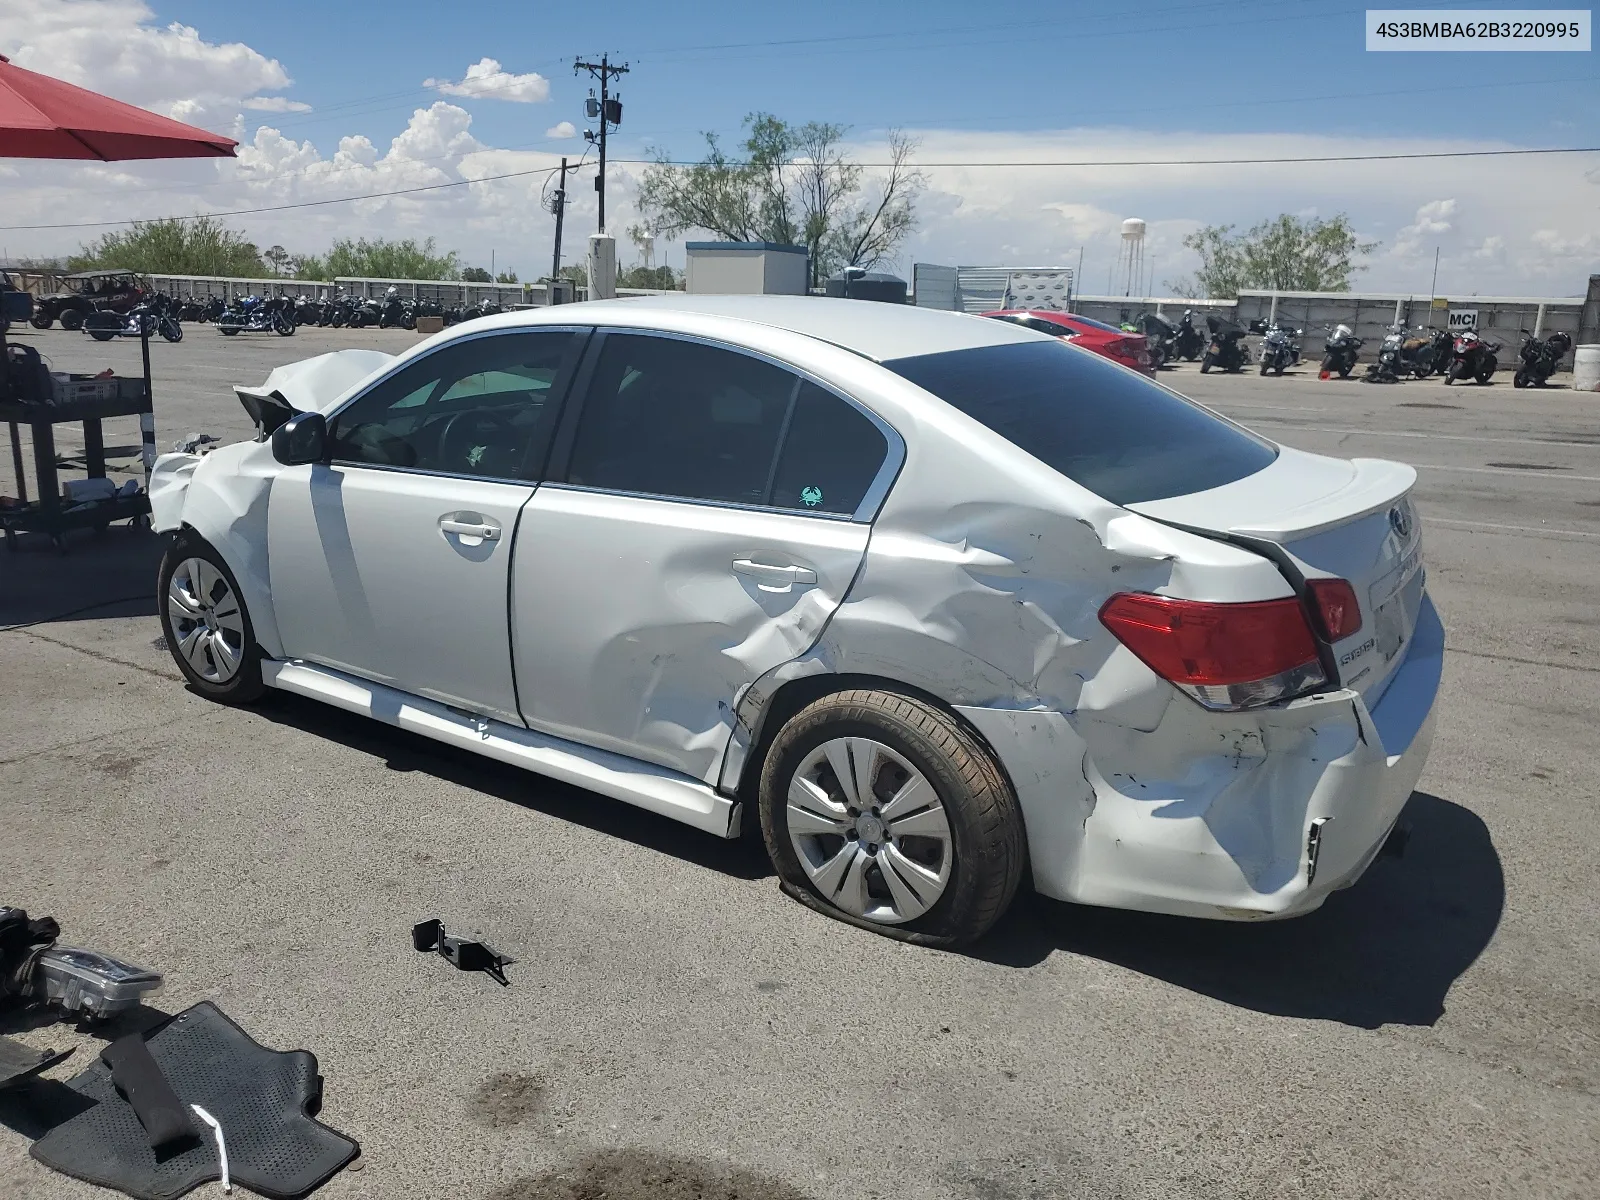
[[1118, 217, 1146, 297]]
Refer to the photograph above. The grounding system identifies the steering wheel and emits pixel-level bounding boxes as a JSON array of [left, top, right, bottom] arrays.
[[435, 409, 521, 476]]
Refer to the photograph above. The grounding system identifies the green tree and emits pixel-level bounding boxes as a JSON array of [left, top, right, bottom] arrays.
[[291, 253, 329, 280], [495, 270, 518, 284], [618, 264, 679, 290], [263, 244, 292, 276], [320, 236, 461, 280], [69, 216, 265, 276], [1171, 214, 1378, 298], [461, 266, 492, 282], [636, 114, 924, 288]]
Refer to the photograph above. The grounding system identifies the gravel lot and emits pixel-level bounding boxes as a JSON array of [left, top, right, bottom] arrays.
[[2, 321, 1597, 1199]]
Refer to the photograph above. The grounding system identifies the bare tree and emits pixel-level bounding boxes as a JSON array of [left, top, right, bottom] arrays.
[[637, 115, 925, 288]]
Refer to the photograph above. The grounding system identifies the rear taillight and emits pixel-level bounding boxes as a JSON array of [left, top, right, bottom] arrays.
[[1099, 592, 1327, 711], [1307, 578, 1362, 641]]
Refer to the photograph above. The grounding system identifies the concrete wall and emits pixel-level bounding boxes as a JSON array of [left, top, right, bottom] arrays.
[[1071, 295, 1236, 327], [1233, 290, 1586, 367]]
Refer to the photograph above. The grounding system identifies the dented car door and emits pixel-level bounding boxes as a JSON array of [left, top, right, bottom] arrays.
[[510, 330, 899, 784]]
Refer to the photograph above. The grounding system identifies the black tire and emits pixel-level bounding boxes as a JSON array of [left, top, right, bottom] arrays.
[[759, 689, 1025, 948], [1444, 363, 1460, 385], [58, 308, 85, 331], [1259, 360, 1269, 376], [1199, 353, 1213, 374], [30, 311, 53, 330], [156, 533, 265, 705], [1275, 364, 1285, 376], [162, 321, 183, 343], [89, 329, 116, 342], [1514, 369, 1529, 389]]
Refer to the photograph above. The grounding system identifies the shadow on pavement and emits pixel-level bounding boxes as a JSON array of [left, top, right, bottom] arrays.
[[253, 691, 775, 882], [0, 525, 161, 628], [974, 792, 1502, 1029]]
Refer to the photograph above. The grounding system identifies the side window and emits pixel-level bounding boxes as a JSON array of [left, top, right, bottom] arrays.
[[769, 382, 889, 515], [565, 334, 795, 505], [330, 331, 574, 480]]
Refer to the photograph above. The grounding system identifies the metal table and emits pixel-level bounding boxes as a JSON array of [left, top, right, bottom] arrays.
[[2, 379, 154, 554]]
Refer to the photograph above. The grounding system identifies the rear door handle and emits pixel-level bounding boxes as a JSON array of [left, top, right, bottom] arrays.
[[732, 558, 817, 587], [440, 518, 500, 541]]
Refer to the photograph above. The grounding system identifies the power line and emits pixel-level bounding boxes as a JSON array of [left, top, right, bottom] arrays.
[[0, 164, 572, 231], [622, 146, 1600, 168], [2, 144, 1593, 234]]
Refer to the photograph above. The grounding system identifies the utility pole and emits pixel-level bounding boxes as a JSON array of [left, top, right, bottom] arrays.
[[574, 54, 629, 233], [547, 156, 569, 300]]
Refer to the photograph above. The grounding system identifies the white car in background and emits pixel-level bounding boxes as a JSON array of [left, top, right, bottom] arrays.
[[149, 296, 1443, 946]]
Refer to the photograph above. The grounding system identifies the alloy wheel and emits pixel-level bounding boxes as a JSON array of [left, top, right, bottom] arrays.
[[166, 557, 246, 683], [786, 737, 953, 925]]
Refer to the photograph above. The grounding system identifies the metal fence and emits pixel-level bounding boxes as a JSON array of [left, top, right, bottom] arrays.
[[143, 273, 550, 307]]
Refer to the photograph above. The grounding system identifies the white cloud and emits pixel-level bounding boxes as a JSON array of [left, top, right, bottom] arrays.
[[425, 58, 550, 104], [1, 8, 1595, 297], [242, 96, 312, 113], [0, 0, 296, 134], [545, 121, 578, 140]]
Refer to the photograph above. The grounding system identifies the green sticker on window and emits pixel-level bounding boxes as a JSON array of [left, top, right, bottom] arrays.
[[467, 445, 486, 467], [800, 486, 823, 507]]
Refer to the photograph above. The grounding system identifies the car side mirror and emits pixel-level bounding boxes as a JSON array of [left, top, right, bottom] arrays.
[[271, 411, 328, 466]]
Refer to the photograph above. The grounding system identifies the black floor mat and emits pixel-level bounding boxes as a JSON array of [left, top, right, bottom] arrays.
[[29, 1001, 358, 1200], [0, 1035, 72, 1090]]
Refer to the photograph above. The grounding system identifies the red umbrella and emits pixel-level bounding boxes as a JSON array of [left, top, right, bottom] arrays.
[[0, 53, 237, 161]]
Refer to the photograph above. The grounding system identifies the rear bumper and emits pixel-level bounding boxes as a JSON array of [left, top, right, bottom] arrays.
[[959, 594, 1444, 922]]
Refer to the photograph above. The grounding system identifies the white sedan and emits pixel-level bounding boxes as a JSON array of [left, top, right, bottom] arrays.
[[149, 296, 1442, 946]]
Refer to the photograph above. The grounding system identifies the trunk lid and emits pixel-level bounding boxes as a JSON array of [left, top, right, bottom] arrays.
[[1128, 447, 1425, 707]]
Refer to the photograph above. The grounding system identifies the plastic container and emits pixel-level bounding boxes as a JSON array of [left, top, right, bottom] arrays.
[[1574, 345, 1600, 393], [32, 947, 163, 1020]]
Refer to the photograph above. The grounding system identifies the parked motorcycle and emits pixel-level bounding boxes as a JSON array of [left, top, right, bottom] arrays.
[[1199, 314, 1249, 373], [1513, 330, 1573, 388], [1369, 325, 1452, 381], [376, 287, 412, 329], [216, 294, 295, 337], [293, 294, 326, 327], [83, 293, 183, 343], [1251, 318, 1302, 376], [1134, 312, 1177, 369], [1318, 323, 1364, 379], [1443, 329, 1500, 385], [1173, 309, 1205, 361]]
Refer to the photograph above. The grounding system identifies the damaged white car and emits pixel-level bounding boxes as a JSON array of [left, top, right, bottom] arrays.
[[149, 296, 1442, 946]]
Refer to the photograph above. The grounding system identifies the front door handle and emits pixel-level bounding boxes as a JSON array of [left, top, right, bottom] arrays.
[[732, 558, 817, 588], [440, 518, 500, 541]]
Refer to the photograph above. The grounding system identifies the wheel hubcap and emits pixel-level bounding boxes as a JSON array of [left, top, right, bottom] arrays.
[[166, 558, 245, 683], [786, 737, 953, 925]]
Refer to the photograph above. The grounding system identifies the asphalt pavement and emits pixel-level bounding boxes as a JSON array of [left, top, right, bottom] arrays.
[[1, 323, 1596, 1199]]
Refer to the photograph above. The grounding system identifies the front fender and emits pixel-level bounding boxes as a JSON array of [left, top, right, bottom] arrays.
[[149, 442, 286, 658]]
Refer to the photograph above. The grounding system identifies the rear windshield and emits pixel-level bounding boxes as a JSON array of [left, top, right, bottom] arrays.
[[882, 340, 1278, 505], [1064, 314, 1123, 334]]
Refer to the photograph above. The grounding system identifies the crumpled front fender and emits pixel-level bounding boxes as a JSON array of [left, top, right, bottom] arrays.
[[146, 442, 285, 658]]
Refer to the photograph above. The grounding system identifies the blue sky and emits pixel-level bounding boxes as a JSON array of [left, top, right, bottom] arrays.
[[2, 1, 1597, 292], [155, 0, 1597, 152]]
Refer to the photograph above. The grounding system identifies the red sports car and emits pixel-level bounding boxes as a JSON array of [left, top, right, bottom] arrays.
[[983, 309, 1155, 375]]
